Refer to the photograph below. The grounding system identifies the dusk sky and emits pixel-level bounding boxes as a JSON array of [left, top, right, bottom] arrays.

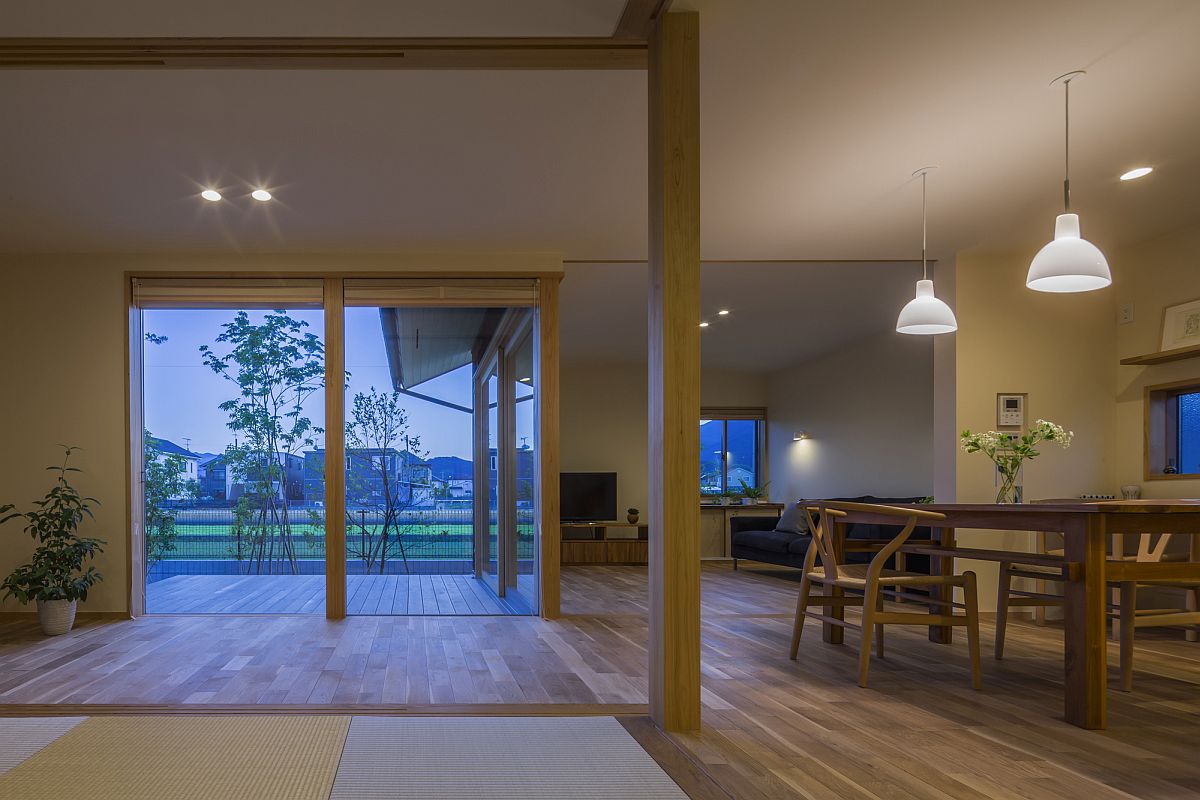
[[143, 307, 532, 462]]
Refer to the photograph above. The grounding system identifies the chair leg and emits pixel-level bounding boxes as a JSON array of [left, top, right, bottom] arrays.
[[1119, 581, 1136, 692], [963, 571, 982, 691], [789, 576, 812, 660], [858, 583, 878, 688], [995, 561, 1012, 660]]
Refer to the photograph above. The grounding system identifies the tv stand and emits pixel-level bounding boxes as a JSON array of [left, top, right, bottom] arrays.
[[560, 521, 648, 565]]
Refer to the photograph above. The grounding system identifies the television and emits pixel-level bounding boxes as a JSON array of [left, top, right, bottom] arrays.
[[560, 472, 617, 522]]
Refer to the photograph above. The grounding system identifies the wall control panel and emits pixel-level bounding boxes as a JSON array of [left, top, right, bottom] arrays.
[[996, 393, 1026, 431]]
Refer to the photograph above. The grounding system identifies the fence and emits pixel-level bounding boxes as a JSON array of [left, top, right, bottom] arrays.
[[146, 504, 535, 582]]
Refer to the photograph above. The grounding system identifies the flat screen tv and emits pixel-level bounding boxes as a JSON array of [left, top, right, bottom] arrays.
[[560, 472, 617, 522]]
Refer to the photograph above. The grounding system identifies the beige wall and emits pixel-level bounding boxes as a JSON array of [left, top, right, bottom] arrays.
[[559, 361, 768, 516], [766, 332, 935, 502], [1114, 220, 1200, 496], [953, 246, 1117, 608], [0, 253, 562, 613]]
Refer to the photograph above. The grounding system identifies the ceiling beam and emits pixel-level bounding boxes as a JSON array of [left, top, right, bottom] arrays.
[[0, 37, 646, 70], [613, 0, 671, 39]]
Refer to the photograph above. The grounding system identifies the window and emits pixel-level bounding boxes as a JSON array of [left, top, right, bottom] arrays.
[[1146, 380, 1200, 478], [700, 408, 767, 496]]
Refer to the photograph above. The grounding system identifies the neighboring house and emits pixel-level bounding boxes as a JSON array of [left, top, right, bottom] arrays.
[[146, 435, 201, 501], [225, 452, 306, 504], [487, 446, 536, 507], [198, 453, 228, 501], [304, 447, 432, 507]]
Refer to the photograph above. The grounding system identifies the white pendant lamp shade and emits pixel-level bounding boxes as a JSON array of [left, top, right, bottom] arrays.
[[1026, 71, 1110, 294], [1026, 213, 1111, 292], [897, 279, 958, 335], [896, 167, 957, 335]]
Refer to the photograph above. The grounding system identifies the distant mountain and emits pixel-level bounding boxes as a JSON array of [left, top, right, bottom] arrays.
[[430, 455, 473, 481]]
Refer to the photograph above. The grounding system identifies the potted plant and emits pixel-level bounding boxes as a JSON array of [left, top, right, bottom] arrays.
[[1, 447, 106, 636], [627, 507, 640, 524], [738, 479, 770, 505]]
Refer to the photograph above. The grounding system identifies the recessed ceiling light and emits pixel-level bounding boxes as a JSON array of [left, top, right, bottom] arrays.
[[717, 309, 730, 316], [200, 189, 222, 202], [251, 189, 272, 201], [1119, 167, 1153, 181], [699, 322, 709, 328]]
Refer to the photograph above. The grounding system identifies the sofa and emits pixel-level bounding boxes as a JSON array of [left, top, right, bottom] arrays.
[[729, 495, 933, 572]]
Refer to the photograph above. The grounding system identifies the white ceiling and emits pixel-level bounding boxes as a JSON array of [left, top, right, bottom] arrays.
[[561, 260, 926, 372], [2, 0, 1198, 260]]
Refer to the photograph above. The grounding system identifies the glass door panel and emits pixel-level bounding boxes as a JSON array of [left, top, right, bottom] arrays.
[[141, 306, 325, 614], [508, 326, 538, 612], [482, 361, 502, 596]]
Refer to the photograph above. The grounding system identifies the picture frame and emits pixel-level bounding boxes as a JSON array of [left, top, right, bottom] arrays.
[[1160, 297, 1200, 351]]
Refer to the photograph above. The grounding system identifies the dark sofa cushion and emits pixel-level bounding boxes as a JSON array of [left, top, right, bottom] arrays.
[[732, 529, 796, 554], [786, 535, 812, 555]]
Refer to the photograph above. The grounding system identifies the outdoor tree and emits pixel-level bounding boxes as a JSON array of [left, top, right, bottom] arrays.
[[201, 311, 324, 574], [344, 387, 427, 574], [143, 433, 200, 570]]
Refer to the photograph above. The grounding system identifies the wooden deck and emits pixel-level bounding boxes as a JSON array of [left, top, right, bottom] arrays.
[[4, 564, 1200, 799], [146, 574, 534, 615]]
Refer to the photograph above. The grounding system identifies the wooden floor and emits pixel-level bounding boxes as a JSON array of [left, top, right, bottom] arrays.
[[146, 574, 534, 615], [3, 563, 1200, 799]]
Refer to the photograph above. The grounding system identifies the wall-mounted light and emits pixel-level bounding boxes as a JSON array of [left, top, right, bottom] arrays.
[[793, 431, 811, 441]]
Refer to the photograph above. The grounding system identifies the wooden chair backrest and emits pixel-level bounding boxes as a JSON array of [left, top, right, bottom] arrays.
[[1135, 532, 1174, 562], [807, 501, 947, 581]]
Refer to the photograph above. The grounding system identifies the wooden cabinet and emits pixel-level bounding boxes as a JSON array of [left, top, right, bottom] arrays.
[[561, 522, 649, 565], [700, 504, 785, 560]]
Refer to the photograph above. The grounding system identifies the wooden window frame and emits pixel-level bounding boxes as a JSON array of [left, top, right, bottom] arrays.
[[1144, 377, 1200, 480], [699, 406, 768, 496]]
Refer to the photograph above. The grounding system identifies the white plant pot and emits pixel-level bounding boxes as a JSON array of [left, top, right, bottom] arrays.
[[37, 599, 77, 636], [741, 498, 757, 505]]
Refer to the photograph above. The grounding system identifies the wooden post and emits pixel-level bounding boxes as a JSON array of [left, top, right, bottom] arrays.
[[538, 277, 561, 619], [324, 277, 347, 619], [647, 10, 701, 733]]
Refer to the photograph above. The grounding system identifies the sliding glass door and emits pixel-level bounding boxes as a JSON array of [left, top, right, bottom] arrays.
[[137, 280, 326, 614], [135, 276, 542, 617]]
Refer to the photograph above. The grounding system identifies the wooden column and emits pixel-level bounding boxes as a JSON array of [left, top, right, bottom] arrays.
[[538, 277, 562, 619], [324, 277, 346, 619], [647, 10, 701, 733]]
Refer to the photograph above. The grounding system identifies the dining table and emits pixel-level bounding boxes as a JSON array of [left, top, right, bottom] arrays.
[[823, 500, 1200, 730]]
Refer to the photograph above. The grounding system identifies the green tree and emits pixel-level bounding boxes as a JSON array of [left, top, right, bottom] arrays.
[[345, 387, 427, 574], [143, 433, 200, 570], [201, 311, 324, 574]]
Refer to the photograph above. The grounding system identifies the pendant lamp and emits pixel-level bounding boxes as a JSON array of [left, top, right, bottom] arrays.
[[897, 167, 957, 335], [1026, 71, 1111, 293]]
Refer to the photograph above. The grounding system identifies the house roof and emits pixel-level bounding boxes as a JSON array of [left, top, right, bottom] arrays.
[[147, 436, 201, 460]]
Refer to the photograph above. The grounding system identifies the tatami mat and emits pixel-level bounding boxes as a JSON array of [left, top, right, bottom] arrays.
[[330, 716, 689, 799], [0, 717, 85, 773], [0, 715, 350, 800]]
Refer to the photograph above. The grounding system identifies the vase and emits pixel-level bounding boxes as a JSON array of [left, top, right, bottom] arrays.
[[37, 599, 77, 636], [996, 465, 1024, 504]]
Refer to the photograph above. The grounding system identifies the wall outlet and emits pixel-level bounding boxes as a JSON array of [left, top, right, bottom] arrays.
[[1118, 303, 1135, 325]]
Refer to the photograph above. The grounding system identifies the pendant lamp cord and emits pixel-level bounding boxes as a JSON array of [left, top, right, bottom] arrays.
[[1063, 77, 1071, 212], [921, 170, 928, 281]]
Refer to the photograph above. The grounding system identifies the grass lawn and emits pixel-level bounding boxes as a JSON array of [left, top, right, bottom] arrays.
[[163, 522, 534, 560]]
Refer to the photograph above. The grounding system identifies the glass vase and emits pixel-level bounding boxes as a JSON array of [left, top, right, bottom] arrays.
[[995, 464, 1023, 504]]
